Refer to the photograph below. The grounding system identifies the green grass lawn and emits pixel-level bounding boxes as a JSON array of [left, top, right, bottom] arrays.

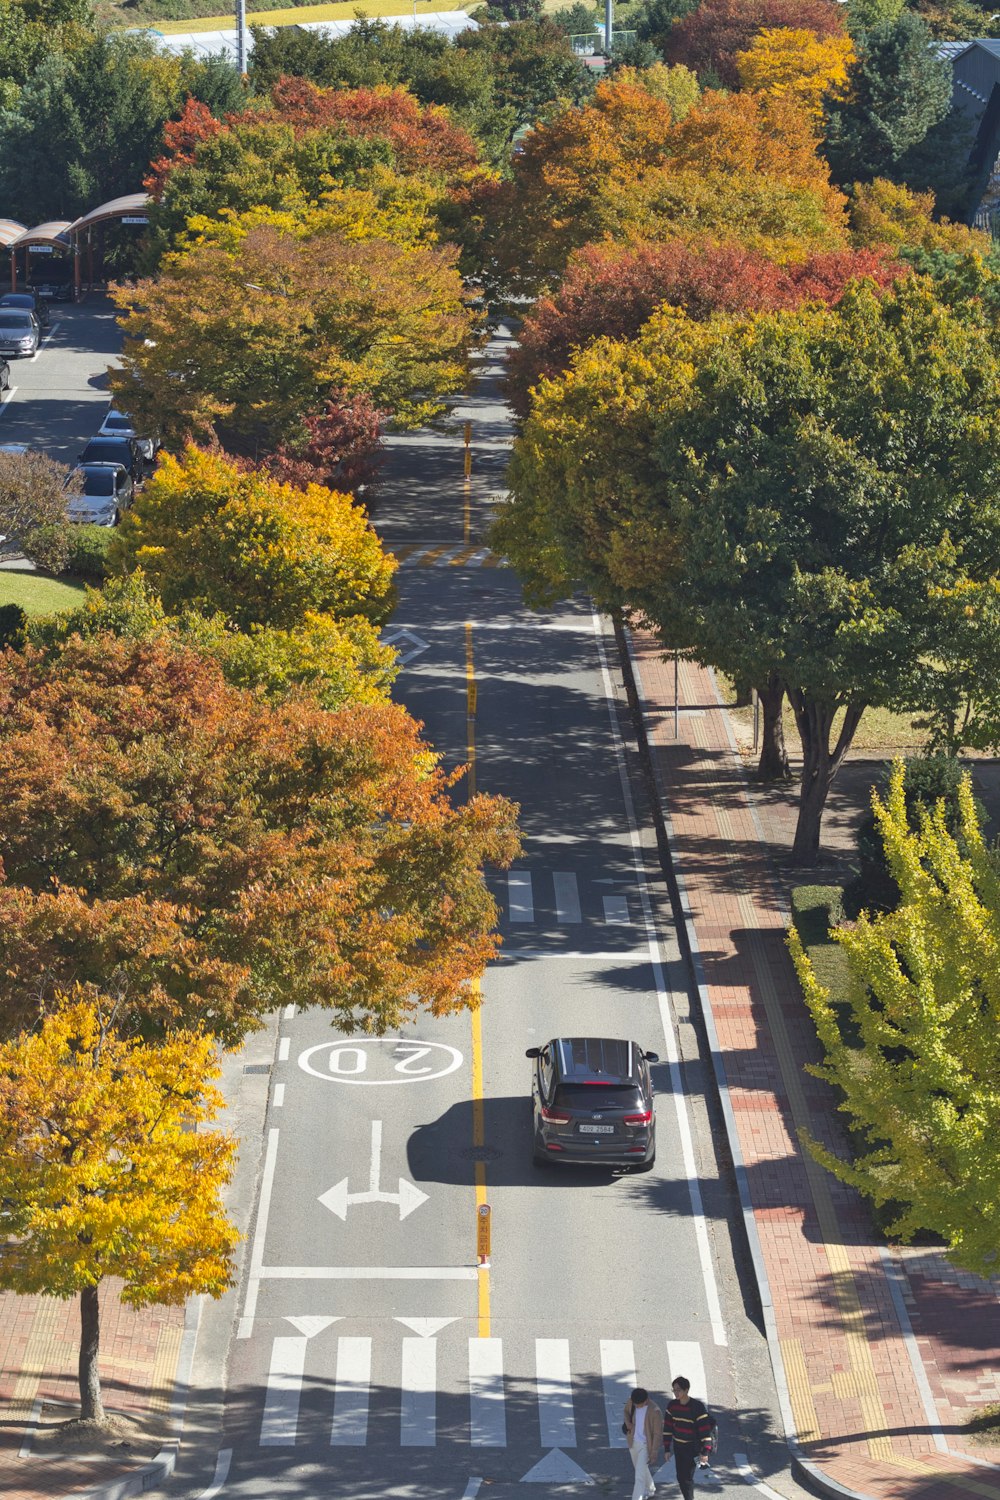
[[716, 672, 931, 758], [0, 568, 87, 616]]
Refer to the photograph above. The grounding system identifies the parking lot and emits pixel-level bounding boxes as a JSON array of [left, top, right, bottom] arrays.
[[0, 295, 122, 465]]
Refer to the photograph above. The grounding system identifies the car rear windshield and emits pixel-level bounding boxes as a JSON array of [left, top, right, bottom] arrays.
[[104, 415, 132, 432], [83, 442, 127, 458], [0, 313, 32, 328], [0, 297, 32, 308], [553, 1085, 643, 1110], [81, 471, 115, 496]]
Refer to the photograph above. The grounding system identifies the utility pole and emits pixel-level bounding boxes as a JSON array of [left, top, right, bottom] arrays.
[[235, 0, 248, 77], [604, 0, 613, 56]]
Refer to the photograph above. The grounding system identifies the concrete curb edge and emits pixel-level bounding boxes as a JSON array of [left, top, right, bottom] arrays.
[[613, 622, 874, 1500]]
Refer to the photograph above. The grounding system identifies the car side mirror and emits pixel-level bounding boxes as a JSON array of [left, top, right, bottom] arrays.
[[525, 1047, 541, 1059], [643, 1051, 659, 1063]]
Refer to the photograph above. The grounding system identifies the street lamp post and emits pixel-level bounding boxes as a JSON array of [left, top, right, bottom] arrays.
[[604, 0, 612, 55], [235, 0, 248, 76]]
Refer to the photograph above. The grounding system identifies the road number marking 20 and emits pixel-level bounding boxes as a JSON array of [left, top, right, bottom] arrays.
[[298, 1038, 463, 1085]]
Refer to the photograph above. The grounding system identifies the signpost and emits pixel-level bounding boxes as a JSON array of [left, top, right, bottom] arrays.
[[477, 1203, 491, 1268]]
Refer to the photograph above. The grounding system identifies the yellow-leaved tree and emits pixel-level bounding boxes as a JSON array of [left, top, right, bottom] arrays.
[[0, 998, 238, 1423], [790, 763, 1000, 1274], [736, 28, 855, 118]]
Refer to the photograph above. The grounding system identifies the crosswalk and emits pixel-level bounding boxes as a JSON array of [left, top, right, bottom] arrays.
[[391, 544, 509, 568], [502, 869, 635, 928], [258, 1329, 707, 1450]]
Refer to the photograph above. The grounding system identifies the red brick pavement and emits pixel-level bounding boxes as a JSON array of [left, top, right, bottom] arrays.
[[0, 1281, 183, 1500], [628, 631, 1000, 1500]]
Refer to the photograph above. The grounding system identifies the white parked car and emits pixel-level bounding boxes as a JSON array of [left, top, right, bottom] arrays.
[[63, 463, 134, 526], [97, 409, 158, 463]]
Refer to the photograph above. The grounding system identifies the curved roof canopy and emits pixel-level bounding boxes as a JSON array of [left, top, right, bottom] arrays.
[[9, 221, 72, 251], [72, 193, 150, 233], [0, 220, 27, 248]]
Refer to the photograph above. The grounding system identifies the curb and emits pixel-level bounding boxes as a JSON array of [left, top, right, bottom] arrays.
[[613, 622, 875, 1500]]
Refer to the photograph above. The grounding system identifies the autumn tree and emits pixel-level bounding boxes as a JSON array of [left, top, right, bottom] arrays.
[[849, 178, 990, 257], [112, 447, 394, 633], [264, 387, 384, 496], [665, 0, 847, 87], [494, 279, 1000, 860], [0, 448, 68, 547], [0, 996, 237, 1422], [791, 764, 1000, 1275], [735, 27, 854, 118], [112, 209, 473, 447], [31, 572, 398, 710], [506, 238, 902, 416], [486, 75, 848, 293], [0, 634, 519, 1043]]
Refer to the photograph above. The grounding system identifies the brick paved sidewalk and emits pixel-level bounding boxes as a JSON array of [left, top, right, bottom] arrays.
[[628, 630, 1000, 1500], [0, 1282, 184, 1500]]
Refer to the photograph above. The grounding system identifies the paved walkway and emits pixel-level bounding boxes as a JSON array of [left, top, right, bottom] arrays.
[[628, 630, 1000, 1500], [0, 1283, 184, 1500]]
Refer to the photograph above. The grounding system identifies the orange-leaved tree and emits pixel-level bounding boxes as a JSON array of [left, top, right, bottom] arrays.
[[0, 634, 520, 1044], [0, 995, 237, 1423], [506, 238, 904, 416], [665, 0, 846, 87]]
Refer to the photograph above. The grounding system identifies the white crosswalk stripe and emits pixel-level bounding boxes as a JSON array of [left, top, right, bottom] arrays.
[[603, 894, 632, 925], [507, 869, 534, 922], [258, 1331, 709, 1451], [600, 1339, 636, 1448], [553, 871, 582, 923]]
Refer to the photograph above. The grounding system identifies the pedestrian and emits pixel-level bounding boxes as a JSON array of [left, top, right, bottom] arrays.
[[623, 1386, 664, 1500], [662, 1375, 715, 1499]]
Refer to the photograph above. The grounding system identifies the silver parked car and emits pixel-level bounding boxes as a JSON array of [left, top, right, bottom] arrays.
[[97, 408, 158, 463], [63, 463, 134, 526], [0, 309, 39, 357]]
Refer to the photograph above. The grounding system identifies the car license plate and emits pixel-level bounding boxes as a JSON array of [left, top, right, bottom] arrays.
[[580, 1124, 615, 1134]]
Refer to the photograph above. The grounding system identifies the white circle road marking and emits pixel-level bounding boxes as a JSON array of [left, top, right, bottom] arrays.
[[298, 1038, 464, 1084]]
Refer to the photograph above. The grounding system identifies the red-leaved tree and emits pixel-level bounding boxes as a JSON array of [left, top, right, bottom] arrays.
[[506, 239, 904, 416], [144, 96, 224, 201], [264, 389, 385, 495], [666, 0, 846, 87]]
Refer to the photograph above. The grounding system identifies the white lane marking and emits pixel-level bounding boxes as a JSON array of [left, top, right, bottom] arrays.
[[593, 613, 728, 1348], [278, 1036, 290, 1062], [0, 385, 18, 411], [507, 870, 534, 922], [260, 1264, 478, 1280], [273, 1083, 285, 1108], [553, 871, 582, 923], [196, 1447, 232, 1499], [469, 1337, 506, 1447], [260, 1335, 308, 1446], [602, 894, 631, 925], [599, 1339, 636, 1449], [461, 1481, 483, 1500], [238, 1127, 279, 1339], [283, 1003, 296, 1018], [666, 1340, 706, 1399], [400, 1336, 436, 1446], [734, 1453, 788, 1496], [330, 1336, 372, 1446], [535, 1338, 575, 1449]]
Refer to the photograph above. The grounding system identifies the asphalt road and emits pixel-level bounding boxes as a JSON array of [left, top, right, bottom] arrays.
[[2, 303, 805, 1500], [206, 330, 805, 1500], [0, 296, 120, 463]]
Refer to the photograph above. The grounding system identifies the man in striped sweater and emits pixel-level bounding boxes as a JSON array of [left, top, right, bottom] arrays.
[[662, 1375, 715, 1499]]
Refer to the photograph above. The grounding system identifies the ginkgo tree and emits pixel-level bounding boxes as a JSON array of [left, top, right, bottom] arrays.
[[0, 996, 238, 1423], [790, 763, 1000, 1275]]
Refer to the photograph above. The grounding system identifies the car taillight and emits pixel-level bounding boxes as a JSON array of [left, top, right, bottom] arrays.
[[541, 1106, 571, 1124], [623, 1110, 652, 1126]]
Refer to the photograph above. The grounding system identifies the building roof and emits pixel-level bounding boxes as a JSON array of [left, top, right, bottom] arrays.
[[0, 220, 27, 248], [143, 10, 477, 61], [72, 193, 150, 233], [8, 222, 73, 250]]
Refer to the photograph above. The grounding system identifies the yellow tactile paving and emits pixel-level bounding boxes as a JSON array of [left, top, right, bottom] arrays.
[[781, 1338, 821, 1443]]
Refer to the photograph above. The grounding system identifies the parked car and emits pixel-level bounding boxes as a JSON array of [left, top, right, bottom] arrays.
[[33, 281, 72, 303], [0, 310, 39, 357], [63, 463, 134, 526], [0, 443, 27, 455], [527, 1036, 659, 1169], [77, 434, 144, 485], [0, 291, 49, 329], [97, 408, 158, 462]]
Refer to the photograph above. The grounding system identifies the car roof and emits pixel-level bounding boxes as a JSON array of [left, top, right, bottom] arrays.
[[549, 1037, 641, 1084]]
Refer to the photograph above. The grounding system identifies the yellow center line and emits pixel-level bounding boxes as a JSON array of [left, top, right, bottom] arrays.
[[466, 621, 489, 1336]]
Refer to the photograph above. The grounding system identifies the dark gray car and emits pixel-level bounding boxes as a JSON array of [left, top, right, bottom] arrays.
[[0, 309, 39, 357], [0, 292, 49, 329], [527, 1036, 658, 1169], [78, 435, 144, 485]]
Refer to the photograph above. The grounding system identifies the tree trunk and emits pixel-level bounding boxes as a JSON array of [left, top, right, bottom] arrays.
[[788, 692, 866, 865], [79, 1284, 105, 1423], [756, 673, 790, 781], [732, 675, 753, 708]]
